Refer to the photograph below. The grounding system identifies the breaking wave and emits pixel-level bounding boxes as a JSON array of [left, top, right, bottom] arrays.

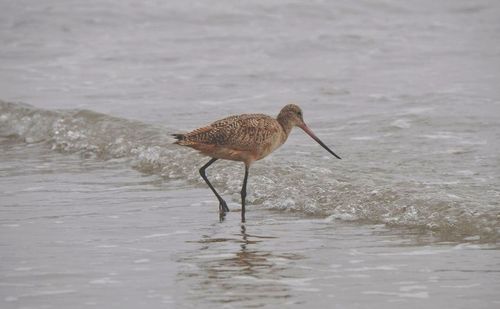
[[1, 100, 498, 242]]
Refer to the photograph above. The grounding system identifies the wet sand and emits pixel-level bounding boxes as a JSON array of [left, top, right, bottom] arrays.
[[1, 143, 499, 308]]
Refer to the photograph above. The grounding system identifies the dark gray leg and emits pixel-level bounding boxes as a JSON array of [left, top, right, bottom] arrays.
[[199, 158, 229, 215], [241, 164, 249, 223]]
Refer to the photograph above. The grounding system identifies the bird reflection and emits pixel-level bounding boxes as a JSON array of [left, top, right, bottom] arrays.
[[177, 224, 304, 306], [232, 225, 275, 275]]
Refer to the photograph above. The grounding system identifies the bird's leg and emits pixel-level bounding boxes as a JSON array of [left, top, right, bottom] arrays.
[[240, 164, 249, 223], [199, 158, 230, 216]]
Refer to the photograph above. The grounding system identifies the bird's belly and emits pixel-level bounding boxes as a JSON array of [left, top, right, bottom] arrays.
[[200, 143, 282, 164], [193, 134, 285, 164], [255, 139, 284, 161], [200, 146, 255, 163]]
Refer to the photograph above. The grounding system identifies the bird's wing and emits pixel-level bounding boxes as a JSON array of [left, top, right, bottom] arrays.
[[183, 114, 282, 150]]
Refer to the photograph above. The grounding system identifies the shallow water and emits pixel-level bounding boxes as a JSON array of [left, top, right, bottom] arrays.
[[1, 0, 500, 308], [1, 142, 499, 308]]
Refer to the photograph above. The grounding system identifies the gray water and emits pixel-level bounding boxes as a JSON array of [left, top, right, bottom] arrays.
[[1, 0, 500, 308]]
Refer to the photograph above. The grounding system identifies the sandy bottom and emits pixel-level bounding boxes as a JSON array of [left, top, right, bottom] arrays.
[[1, 144, 499, 309]]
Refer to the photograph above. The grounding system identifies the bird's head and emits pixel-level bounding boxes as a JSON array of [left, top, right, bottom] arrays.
[[278, 103, 341, 159], [278, 104, 305, 127]]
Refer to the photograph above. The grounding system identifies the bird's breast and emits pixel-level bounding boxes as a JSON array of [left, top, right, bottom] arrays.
[[255, 130, 287, 161]]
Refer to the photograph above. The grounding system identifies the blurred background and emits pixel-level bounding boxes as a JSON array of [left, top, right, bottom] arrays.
[[1, 0, 499, 120]]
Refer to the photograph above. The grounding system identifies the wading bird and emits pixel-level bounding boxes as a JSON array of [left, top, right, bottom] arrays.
[[172, 104, 341, 222]]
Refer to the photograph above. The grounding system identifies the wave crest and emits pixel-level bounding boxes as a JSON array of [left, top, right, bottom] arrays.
[[1, 100, 498, 242]]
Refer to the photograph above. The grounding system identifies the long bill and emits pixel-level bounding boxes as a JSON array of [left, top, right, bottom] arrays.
[[299, 123, 341, 159]]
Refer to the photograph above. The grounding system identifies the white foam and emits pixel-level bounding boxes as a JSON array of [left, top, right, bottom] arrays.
[[399, 285, 427, 292], [390, 118, 411, 129], [14, 267, 33, 271], [345, 265, 401, 272], [233, 275, 314, 287], [96, 244, 118, 248], [326, 213, 359, 222], [89, 277, 121, 285], [196, 253, 236, 259], [1, 101, 497, 241], [350, 136, 376, 141], [376, 249, 449, 256], [440, 283, 480, 289], [421, 132, 458, 139], [363, 290, 429, 299], [143, 230, 189, 238]]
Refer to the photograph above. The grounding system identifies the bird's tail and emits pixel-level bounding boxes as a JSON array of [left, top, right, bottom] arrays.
[[171, 133, 185, 144]]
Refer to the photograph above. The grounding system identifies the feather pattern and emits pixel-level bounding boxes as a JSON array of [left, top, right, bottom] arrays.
[[172, 105, 306, 164], [180, 114, 283, 147]]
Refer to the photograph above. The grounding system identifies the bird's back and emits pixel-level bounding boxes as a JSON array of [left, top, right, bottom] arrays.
[[173, 113, 286, 161]]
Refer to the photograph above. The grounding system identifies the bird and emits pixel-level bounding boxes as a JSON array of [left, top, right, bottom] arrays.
[[172, 104, 341, 222]]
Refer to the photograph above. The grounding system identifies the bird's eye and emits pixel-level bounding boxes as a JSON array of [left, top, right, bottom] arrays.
[[297, 111, 302, 117]]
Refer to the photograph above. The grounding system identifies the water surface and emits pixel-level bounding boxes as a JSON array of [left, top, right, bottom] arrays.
[[1, 0, 500, 308]]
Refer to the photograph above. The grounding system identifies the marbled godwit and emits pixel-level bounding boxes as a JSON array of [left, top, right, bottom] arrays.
[[172, 104, 341, 222]]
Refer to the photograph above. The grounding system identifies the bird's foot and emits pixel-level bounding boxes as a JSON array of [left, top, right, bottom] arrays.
[[219, 200, 230, 213], [217, 200, 229, 222], [219, 211, 226, 222]]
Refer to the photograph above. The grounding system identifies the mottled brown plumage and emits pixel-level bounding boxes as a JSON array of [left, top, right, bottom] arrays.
[[172, 104, 341, 222], [174, 114, 283, 164]]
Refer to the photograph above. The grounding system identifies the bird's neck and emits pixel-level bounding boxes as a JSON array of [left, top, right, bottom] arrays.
[[277, 115, 294, 140]]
